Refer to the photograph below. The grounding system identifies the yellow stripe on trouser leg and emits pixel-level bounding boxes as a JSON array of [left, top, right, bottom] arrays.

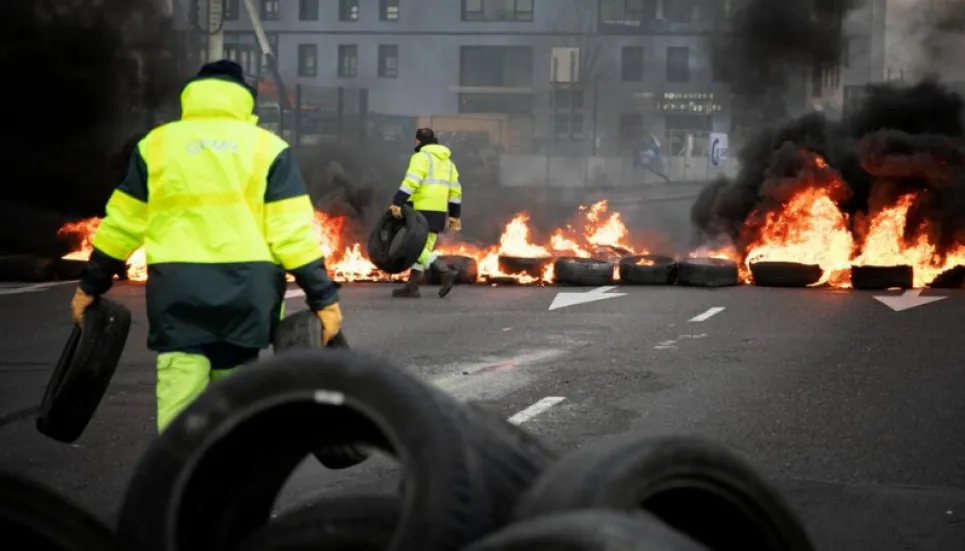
[[413, 232, 438, 270], [156, 351, 211, 432]]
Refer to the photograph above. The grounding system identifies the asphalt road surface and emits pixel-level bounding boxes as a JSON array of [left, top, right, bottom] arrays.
[[1, 278, 963, 550]]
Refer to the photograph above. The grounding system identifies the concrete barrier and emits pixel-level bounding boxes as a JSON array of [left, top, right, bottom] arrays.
[[499, 155, 738, 188]]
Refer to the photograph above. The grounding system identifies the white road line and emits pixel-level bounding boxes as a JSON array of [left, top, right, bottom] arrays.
[[0, 285, 47, 296], [508, 397, 565, 425], [284, 289, 305, 298], [690, 307, 725, 322]]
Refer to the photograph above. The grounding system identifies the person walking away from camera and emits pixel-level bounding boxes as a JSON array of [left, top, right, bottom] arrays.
[[389, 128, 463, 298], [69, 60, 343, 432], [637, 133, 671, 184]]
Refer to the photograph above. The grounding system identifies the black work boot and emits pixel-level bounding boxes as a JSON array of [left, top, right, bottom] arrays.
[[433, 260, 456, 298], [392, 269, 422, 298]]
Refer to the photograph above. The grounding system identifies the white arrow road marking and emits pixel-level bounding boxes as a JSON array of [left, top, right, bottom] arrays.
[[873, 289, 946, 312], [690, 307, 725, 322], [548, 285, 627, 311], [508, 397, 565, 425]]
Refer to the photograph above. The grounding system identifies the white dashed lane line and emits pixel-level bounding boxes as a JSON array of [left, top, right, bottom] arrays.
[[689, 306, 725, 322], [508, 396, 566, 425]]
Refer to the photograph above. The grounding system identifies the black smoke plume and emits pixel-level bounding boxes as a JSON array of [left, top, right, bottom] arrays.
[[691, 79, 965, 258], [716, 0, 855, 122], [0, 0, 182, 254]]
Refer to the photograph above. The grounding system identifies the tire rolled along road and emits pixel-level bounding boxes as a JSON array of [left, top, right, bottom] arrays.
[[748, 261, 824, 287]]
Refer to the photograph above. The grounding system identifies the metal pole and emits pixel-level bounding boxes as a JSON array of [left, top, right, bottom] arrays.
[[591, 77, 599, 156], [547, 57, 558, 187], [207, 0, 224, 61], [294, 84, 302, 146]]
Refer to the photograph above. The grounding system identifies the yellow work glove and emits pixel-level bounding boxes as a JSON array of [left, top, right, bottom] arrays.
[[315, 303, 343, 345], [70, 288, 95, 327], [389, 205, 402, 219], [448, 218, 462, 232]]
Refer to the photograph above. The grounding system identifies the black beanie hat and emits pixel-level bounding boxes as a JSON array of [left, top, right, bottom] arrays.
[[195, 59, 257, 98], [415, 127, 438, 144]]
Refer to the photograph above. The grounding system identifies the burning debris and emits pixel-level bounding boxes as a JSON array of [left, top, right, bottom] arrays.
[[692, 79, 965, 288], [56, 200, 648, 285]]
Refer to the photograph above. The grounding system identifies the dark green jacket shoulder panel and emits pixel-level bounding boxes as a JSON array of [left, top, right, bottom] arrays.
[[264, 148, 308, 203]]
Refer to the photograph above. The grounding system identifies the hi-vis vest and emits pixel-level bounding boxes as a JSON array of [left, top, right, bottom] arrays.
[[91, 77, 325, 351]]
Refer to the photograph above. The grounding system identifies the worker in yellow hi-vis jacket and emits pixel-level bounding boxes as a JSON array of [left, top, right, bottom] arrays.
[[69, 60, 342, 431], [389, 128, 463, 298]]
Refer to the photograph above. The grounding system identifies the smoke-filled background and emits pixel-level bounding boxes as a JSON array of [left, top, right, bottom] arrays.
[[693, 0, 965, 263]]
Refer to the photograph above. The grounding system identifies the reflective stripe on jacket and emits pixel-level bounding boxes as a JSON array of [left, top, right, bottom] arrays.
[[392, 144, 462, 232], [82, 76, 337, 351]]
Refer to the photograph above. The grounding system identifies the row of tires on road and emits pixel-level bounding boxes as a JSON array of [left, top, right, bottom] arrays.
[[16, 343, 817, 550]]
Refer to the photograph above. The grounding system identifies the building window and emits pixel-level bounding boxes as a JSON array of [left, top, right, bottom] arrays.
[[299, 0, 319, 20], [340, 0, 360, 21], [380, 0, 399, 20], [552, 89, 585, 137], [298, 44, 317, 77], [663, 0, 693, 22], [621, 46, 644, 81], [459, 46, 533, 87], [224, 0, 239, 20], [338, 45, 358, 77], [618, 113, 644, 143], [260, 0, 279, 20], [462, 0, 533, 21], [378, 45, 399, 78], [666, 47, 689, 83], [598, 0, 658, 27]]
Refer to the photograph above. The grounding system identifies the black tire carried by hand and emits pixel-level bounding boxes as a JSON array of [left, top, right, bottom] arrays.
[[618, 255, 677, 285], [462, 510, 708, 551], [427, 255, 478, 284], [367, 205, 429, 274], [238, 494, 399, 550], [554, 257, 615, 286], [497, 256, 553, 279], [0, 469, 117, 550], [37, 297, 131, 443], [272, 309, 364, 470], [514, 434, 814, 551], [678, 258, 740, 287], [749, 261, 823, 287], [118, 349, 551, 551], [850, 264, 913, 289]]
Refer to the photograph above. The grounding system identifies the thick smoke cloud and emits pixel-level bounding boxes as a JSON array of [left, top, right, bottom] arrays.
[[691, 79, 965, 257], [0, 0, 180, 219], [716, 0, 855, 121]]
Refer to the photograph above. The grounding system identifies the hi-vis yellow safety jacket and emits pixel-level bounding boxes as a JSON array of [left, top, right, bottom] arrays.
[[391, 144, 462, 232], [79, 75, 338, 352]]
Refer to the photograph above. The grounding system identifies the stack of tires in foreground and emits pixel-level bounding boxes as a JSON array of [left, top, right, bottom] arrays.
[[6, 348, 815, 551]]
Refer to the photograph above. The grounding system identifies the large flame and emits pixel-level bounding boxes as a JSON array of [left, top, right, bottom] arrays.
[[55, 200, 643, 285]]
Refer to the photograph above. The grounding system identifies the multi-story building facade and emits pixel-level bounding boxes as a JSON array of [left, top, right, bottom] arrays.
[[188, 0, 739, 157]]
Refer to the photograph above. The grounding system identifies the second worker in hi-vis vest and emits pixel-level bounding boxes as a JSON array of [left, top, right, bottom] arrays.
[[388, 128, 463, 298]]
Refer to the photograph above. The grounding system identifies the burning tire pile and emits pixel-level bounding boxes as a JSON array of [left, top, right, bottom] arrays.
[[15, 346, 818, 551]]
